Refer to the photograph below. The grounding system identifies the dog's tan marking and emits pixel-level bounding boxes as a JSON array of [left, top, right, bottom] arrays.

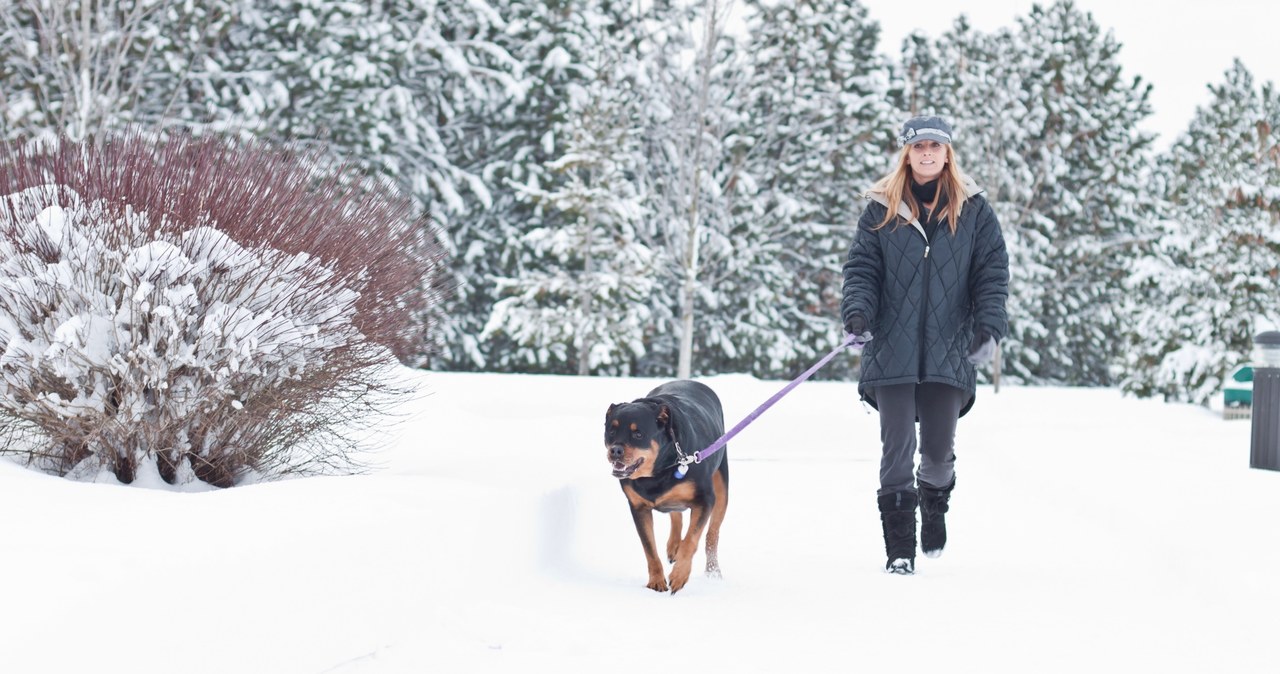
[[653, 481, 696, 511], [619, 439, 660, 480], [621, 479, 695, 510], [608, 436, 660, 480], [622, 483, 647, 509]]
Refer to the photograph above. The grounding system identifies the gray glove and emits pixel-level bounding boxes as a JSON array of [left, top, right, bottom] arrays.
[[967, 328, 996, 365]]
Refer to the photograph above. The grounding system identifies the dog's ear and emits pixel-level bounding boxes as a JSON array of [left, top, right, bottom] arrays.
[[606, 403, 619, 422], [656, 404, 671, 428]]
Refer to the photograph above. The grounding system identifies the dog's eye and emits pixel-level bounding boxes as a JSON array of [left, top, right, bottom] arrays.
[[631, 431, 643, 440]]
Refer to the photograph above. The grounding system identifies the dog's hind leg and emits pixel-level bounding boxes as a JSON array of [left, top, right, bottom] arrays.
[[666, 512, 683, 563], [704, 466, 729, 578]]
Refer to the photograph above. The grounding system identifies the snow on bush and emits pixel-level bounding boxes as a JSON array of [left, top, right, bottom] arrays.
[[0, 134, 434, 487]]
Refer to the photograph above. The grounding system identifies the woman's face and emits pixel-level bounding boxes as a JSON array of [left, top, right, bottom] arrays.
[[907, 140, 947, 181]]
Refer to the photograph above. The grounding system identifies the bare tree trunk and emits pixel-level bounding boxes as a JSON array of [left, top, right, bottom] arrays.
[[578, 205, 595, 376], [677, 187, 700, 377], [74, 0, 94, 137], [993, 342, 1002, 393], [676, 0, 725, 380]]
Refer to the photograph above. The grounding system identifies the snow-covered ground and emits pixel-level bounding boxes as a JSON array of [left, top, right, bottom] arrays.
[[2, 368, 1277, 673]]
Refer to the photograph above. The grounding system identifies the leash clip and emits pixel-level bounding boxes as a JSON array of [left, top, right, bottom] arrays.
[[673, 441, 699, 479]]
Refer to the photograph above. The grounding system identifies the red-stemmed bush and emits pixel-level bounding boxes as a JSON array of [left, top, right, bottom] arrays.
[[0, 133, 438, 487]]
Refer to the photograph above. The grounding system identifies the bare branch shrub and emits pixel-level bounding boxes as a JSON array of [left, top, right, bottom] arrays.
[[0, 132, 438, 487]]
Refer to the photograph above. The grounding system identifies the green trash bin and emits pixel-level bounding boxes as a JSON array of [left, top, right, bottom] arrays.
[[1224, 364, 1253, 419], [1250, 331, 1280, 471]]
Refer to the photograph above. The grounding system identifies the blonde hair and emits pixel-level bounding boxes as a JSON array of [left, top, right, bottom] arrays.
[[871, 144, 968, 234]]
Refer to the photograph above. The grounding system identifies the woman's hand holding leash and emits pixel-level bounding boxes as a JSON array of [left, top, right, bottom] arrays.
[[844, 314, 873, 348]]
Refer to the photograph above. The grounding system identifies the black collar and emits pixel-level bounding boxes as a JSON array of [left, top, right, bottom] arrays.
[[910, 177, 939, 205]]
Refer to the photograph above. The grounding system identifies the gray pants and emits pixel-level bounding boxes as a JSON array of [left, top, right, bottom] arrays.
[[875, 382, 966, 496]]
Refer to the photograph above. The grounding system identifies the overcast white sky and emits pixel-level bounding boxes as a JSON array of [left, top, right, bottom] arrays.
[[855, 0, 1279, 149]]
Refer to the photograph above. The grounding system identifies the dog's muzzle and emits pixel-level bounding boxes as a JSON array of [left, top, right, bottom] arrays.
[[610, 450, 644, 479]]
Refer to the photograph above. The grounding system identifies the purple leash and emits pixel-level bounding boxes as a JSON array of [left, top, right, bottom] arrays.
[[674, 332, 866, 478]]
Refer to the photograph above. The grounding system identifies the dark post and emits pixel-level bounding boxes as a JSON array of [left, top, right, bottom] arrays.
[[1250, 331, 1280, 471]]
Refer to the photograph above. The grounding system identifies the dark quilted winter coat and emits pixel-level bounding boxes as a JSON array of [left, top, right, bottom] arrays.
[[840, 176, 1009, 416]]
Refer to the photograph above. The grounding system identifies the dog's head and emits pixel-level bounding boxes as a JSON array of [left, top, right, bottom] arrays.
[[604, 400, 671, 480]]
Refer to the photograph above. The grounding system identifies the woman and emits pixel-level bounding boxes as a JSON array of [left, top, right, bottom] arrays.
[[841, 115, 1009, 575]]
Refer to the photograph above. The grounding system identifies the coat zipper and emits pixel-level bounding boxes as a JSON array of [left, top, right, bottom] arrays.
[[913, 220, 931, 381]]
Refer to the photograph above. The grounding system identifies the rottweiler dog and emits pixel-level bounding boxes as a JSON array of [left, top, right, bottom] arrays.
[[605, 380, 728, 594]]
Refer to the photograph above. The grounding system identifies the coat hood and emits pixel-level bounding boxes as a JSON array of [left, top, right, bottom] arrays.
[[865, 174, 983, 226]]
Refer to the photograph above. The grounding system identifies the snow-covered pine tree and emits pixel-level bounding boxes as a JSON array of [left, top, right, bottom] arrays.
[[481, 44, 653, 375], [1119, 59, 1280, 403], [723, 0, 896, 378], [1000, 0, 1157, 385], [439, 0, 645, 372], [207, 0, 518, 220]]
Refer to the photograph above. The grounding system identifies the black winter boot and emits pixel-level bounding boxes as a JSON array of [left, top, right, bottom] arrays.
[[877, 491, 918, 574], [919, 478, 955, 559]]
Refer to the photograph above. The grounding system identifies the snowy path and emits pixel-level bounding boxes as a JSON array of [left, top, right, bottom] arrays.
[[2, 370, 1276, 673]]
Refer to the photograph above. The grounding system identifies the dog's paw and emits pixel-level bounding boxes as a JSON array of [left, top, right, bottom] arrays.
[[646, 576, 669, 592], [705, 566, 722, 579], [668, 563, 692, 594]]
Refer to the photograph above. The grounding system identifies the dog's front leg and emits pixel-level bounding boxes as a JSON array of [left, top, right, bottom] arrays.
[[668, 503, 709, 594], [630, 505, 668, 592]]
